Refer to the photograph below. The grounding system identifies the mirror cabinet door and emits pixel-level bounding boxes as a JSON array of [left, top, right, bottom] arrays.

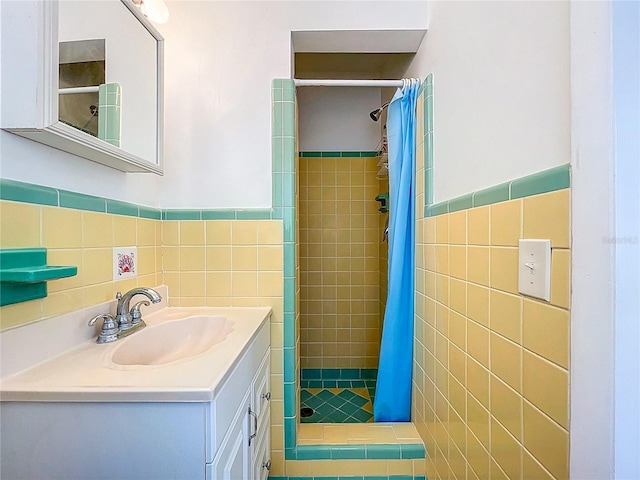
[[1, 0, 163, 174]]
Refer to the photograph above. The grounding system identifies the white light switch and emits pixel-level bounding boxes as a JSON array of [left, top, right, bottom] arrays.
[[518, 239, 551, 301]]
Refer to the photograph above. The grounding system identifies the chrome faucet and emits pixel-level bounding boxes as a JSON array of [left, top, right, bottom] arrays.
[[88, 287, 161, 344], [115, 287, 162, 331]]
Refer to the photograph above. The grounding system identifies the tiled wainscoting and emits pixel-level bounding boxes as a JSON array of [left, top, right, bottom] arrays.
[[270, 476, 425, 480], [413, 72, 571, 480]]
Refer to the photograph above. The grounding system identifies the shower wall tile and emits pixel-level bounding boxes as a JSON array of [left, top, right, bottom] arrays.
[[299, 155, 383, 370], [413, 184, 571, 480]]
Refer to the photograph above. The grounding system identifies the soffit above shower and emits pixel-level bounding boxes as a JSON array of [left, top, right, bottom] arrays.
[[292, 29, 427, 53], [292, 29, 425, 80], [295, 53, 414, 80]]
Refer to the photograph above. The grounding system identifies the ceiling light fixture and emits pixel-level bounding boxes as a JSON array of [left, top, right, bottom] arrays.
[[132, 0, 169, 24]]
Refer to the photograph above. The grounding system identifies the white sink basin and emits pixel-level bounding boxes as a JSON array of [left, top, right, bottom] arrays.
[[110, 315, 234, 366]]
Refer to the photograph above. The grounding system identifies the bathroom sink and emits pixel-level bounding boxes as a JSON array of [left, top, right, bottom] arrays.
[[110, 315, 234, 366]]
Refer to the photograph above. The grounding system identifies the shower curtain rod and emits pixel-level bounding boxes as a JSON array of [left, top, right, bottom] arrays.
[[294, 79, 408, 87]]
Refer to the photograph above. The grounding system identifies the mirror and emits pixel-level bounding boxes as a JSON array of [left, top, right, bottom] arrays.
[[1, 0, 163, 173]]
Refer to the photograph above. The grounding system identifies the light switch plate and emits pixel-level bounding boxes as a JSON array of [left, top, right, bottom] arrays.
[[518, 239, 551, 301]]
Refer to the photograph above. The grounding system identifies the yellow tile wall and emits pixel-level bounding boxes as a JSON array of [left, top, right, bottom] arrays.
[[0, 201, 285, 327], [413, 191, 571, 480], [379, 177, 389, 329], [161, 219, 283, 311], [298, 156, 382, 369], [0, 201, 163, 330]]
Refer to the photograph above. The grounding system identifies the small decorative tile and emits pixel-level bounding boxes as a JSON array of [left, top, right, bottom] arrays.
[[113, 246, 137, 281]]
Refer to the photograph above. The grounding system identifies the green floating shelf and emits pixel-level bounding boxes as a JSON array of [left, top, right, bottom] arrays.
[[0, 249, 78, 307]]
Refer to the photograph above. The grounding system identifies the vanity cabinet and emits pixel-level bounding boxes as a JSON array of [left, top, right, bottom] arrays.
[[0, 317, 271, 480], [207, 349, 271, 480]]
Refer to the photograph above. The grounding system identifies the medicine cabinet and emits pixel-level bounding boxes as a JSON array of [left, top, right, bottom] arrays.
[[1, 0, 164, 173]]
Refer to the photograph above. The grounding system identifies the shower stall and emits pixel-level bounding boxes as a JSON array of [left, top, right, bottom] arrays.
[[296, 85, 392, 423]]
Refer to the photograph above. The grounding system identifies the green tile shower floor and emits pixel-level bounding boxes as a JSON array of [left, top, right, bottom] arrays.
[[300, 384, 376, 423]]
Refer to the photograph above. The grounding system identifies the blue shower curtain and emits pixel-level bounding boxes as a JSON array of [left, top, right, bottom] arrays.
[[374, 79, 419, 422]]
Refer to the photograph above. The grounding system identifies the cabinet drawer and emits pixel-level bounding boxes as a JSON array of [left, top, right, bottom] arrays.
[[252, 351, 270, 425]]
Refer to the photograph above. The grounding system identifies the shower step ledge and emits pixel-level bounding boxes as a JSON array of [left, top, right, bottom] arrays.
[[288, 422, 426, 460]]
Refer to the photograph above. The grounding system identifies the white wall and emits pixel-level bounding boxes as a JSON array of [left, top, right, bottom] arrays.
[[155, 0, 427, 208], [1, 1, 428, 209], [404, 0, 571, 203], [613, 1, 640, 477], [297, 87, 383, 152], [403, 2, 618, 476], [569, 2, 615, 478]]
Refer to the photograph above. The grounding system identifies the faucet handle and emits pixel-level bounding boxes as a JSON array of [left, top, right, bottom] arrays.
[[116, 291, 122, 300], [88, 314, 119, 344], [130, 300, 150, 325]]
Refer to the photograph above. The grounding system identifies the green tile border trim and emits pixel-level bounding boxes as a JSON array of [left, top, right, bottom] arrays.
[[59, 190, 106, 213], [0, 179, 59, 206], [422, 73, 434, 211], [301, 368, 377, 381], [162, 209, 273, 221], [472, 182, 510, 208], [1, 179, 275, 221], [510, 164, 571, 199], [286, 443, 425, 461], [0, 179, 160, 219], [272, 78, 298, 452], [423, 164, 571, 217], [300, 151, 380, 158]]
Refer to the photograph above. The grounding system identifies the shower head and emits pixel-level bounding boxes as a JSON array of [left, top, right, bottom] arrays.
[[369, 102, 389, 122]]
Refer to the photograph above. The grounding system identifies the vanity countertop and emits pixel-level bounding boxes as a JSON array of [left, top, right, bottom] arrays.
[[0, 306, 271, 403]]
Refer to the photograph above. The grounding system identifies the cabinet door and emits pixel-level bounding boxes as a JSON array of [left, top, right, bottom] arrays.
[[251, 411, 271, 480], [208, 391, 250, 480]]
